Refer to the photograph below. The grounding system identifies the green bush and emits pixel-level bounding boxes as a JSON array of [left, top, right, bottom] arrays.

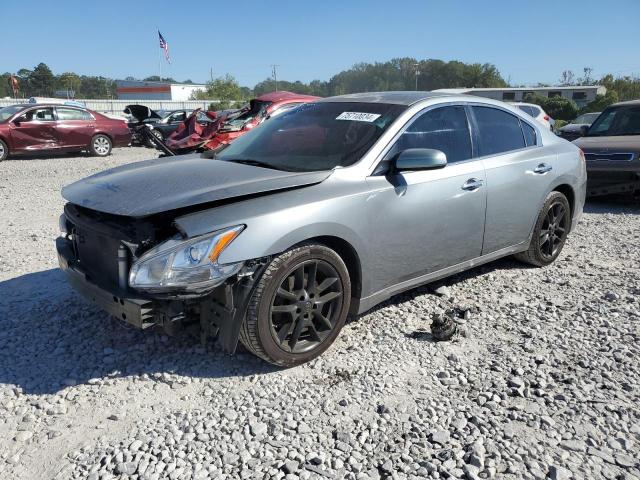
[[523, 94, 578, 121], [579, 91, 619, 114]]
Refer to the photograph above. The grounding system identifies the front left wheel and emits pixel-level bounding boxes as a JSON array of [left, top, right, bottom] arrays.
[[90, 134, 112, 157], [0, 139, 8, 161], [239, 243, 351, 367]]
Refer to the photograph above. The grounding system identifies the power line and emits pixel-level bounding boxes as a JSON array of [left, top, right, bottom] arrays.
[[270, 64, 280, 92]]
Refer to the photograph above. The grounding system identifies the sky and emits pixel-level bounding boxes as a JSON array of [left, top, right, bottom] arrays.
[[2, 0, 639, 87]]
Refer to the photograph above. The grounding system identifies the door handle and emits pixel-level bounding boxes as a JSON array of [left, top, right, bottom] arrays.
[[533, 163, 553, 174], [461, 178, 484, 191]]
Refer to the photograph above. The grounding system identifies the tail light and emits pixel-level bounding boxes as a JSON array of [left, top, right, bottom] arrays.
[[579, 149, 585, 166], [543, 115, 550, 121]]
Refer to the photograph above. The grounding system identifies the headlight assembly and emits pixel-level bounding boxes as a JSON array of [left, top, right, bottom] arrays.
[[129, 225, 244, 292]]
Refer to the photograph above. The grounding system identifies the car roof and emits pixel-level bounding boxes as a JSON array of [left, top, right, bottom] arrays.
[[317, 91, 452, 106], [13, 103, 88, 110], [255, 91, 320, 103], [610, 99, 640, 107], [511, 102, 541, 108]]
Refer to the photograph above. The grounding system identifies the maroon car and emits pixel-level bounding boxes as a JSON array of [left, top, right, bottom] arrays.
[[0, 103, 131, 161]]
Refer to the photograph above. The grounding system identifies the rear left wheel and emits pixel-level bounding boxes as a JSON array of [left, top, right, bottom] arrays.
[[239, 243, 351, 367], [90, 134, 112, 157], [515, 191, 571, 267]]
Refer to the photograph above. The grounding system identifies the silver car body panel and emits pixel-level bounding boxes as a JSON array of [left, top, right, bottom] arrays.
[[172, 94, 586, 314]]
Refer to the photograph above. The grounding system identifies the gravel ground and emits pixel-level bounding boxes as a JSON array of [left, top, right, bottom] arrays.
[[0, 148, 639, 480]]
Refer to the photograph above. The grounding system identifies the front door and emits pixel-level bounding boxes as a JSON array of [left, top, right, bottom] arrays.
[[365, 105, 487, 289], [9, 107, 58, 152]]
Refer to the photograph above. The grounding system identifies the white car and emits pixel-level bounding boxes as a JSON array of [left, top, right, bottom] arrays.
[[512, 102, 554, 130]]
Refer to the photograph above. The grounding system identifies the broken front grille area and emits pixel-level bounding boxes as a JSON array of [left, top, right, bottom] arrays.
[[62, 203, 172, 293]]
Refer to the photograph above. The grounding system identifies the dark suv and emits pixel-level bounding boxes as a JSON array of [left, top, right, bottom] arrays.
[[573, 100, 640, 197]]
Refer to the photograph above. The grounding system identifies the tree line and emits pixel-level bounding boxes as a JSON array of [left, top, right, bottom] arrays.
[[4, 60, 640, 121]]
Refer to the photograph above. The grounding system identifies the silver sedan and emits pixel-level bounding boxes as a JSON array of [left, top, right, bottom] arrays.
[[58, 91, 587, 366]]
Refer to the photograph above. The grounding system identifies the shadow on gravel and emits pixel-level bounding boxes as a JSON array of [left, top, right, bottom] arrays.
[[353, 255, 530, 322], [584, 197, 640, 215], [0, 268, 277, 395]]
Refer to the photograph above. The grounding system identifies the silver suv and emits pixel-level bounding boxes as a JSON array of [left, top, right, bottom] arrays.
[[57, 92, 586, 366]]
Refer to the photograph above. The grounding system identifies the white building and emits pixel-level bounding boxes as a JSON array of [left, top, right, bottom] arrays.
[[115, 80, 206, 101], [435, 86, 606, 108]]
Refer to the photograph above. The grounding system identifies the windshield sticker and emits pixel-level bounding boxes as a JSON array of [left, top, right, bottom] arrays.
[[336, 112, 381, 122]]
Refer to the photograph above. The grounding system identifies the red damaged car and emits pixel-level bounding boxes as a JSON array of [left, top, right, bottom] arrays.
[[165, 91, 320, 154], [0, 103, 131, 161]]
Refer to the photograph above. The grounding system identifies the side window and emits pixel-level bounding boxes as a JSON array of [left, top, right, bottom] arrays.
[[24, 108, 55, 122], [472, 106, 525, 156], [57, 108, 91, 120], [395, 105, 472, 163], [522, 121, 537, 147]]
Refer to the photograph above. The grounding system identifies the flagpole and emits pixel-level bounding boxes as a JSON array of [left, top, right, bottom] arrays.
[[157, 29, 162, 82]]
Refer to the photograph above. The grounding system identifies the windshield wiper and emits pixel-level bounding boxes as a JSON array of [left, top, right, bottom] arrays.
[[226, 158, 284, 171]]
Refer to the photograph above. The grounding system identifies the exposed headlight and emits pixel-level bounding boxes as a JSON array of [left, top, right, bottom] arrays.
[[129, 225, 245, 292]]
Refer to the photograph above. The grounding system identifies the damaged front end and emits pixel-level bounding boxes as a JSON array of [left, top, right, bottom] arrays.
[[56, 204, 266, 353]]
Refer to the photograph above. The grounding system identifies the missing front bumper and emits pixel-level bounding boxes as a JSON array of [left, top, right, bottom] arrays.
[[56, 236, 266, 353]]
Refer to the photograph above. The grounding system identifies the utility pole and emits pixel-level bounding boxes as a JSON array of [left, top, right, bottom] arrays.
[[414, 63, 420, 91], [271, 64, 280, 92]]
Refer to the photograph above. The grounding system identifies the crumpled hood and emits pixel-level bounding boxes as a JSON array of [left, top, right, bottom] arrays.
[[573, 135, 640, 153], [62, 155, 331, 217]]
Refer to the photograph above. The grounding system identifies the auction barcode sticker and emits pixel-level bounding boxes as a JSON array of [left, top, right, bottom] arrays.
[[336, 112, 381, 122]]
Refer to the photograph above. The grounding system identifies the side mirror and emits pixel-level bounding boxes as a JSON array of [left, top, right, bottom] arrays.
[[13, 115, 27, 125], [394, 148, 447, 172], [579, 125, 589, 137]]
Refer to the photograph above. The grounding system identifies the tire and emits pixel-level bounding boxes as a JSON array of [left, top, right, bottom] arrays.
[[239, 243, 351, 367], [146, 129, 164, 148], [515, 191, 571, 267], [90, 134, 112, 157], [0, 139, 8, 161]]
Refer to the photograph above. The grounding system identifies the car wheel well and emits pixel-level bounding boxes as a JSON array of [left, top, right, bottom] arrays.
[[296, 235, 362, 315], [553, 184, 575, 221], [92, 132, 112, 142]]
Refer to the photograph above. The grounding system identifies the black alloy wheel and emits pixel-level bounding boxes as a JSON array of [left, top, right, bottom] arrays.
[[515, 191, 571, 267], [539, 200, 569, 260], [239, 243, 351, 366], [269, 259, 343, 353]]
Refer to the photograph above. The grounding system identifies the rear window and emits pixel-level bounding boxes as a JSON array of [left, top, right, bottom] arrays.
[[522, 122, 537, 147], [57, 108, 92, 120], [472, 106, 526, 156]]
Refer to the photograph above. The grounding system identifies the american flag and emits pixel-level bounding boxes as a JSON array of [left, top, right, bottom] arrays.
[[158, 31, 171, 64]]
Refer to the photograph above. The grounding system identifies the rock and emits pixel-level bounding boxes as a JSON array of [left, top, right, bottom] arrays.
[[615, 454, 636, 468], [560, 439, 586, 452], [548, 465, 572, 480], [250, 422, 268, 437], [282, 460, 299, 474], [430, 430, 450, 445], [14, 431, 33, 442]]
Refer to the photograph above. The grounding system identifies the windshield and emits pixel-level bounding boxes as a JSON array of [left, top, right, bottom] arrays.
[[216, 102, 406, 172], [0, 105, 25, 121], [588, 106, 640, 136], [572, 112, 600, 125]]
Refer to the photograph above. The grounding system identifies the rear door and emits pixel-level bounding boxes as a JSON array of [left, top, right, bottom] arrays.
[[9, 107, 59, 152], [469, 105, 556, 254], [54, 107, 96, 148]]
